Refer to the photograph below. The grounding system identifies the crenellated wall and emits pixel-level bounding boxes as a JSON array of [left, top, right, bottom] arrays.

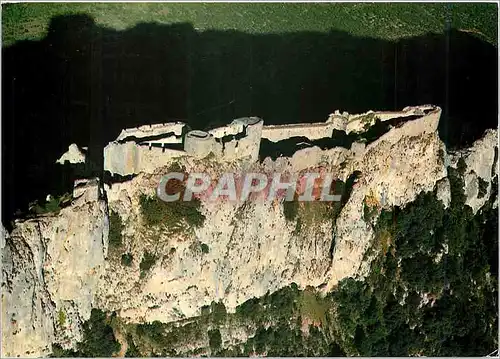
[[184, 117, 263, 162], [104, 141, 185, 176], [102, 106, 440, 176], [116, 122, 185, 141]]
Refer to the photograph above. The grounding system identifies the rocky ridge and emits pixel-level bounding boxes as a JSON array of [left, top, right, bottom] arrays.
[[2, 106, 498, 357]]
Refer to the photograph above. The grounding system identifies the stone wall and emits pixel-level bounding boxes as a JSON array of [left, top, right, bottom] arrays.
[[184, 130, 219, 159], [184, 117, 263, 162], [116, 122, 185, 141], [103, 106, 440, 176], [104, 142, 185, 176], [262, 122, 337, 142]]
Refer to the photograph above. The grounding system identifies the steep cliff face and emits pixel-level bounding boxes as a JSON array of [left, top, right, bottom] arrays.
[[1, 182, 108, 357], [2, 107, 497, 357]]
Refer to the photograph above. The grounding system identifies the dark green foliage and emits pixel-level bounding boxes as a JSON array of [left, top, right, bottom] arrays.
[[235, 283, 300, 325], [50, 310, 120, 357], [109, 210, 124, 248], [229, 324, 339, 357], [136, 321, 166, 344], [283, 199, 299, 221], [30, 193, 72, 215], [208, 329, 222, 352], [457, 156, 467, 175], [139, 194, 205, 231], [200, 243, 210, 254], [210, 301, 227, 325], [333, 168, 498, 356], [50, 344, 80, 358], [125, 334, 141, 357], [121, 253, 133, 266], [478, 177, 488, 198], [200, 304, 211, 316], [136, 320, 204, 354], [78, 309, 121, 357], [363, 201, 377, 223], [140, 251, 157, 277], [492, 147, 498, 177]]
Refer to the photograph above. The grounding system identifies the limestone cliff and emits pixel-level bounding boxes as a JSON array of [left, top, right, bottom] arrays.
[[2, 182, 108, 357], [2, 106, 498, 357]]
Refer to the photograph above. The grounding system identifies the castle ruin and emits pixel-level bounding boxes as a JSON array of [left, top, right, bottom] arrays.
[[84, 105, 441, 176]]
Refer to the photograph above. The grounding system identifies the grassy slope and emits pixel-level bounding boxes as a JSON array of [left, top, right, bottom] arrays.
[[2, 3, 497, 46]]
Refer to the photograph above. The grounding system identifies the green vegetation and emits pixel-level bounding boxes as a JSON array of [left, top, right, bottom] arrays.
[[125, 334, 141, 357], [58, 309, 66, 327], [78, 310, 121, 357], [363, 201, 378, 223], [29, 193, 72, 215], [478, 176, 488, 199], [283, 199, 299, 221], [200, 243, 210, 254], [108, 210, 124, 248], [139, 251, 157, 278], [51, 309, 120, 357], [299, 288, 329, 325], [3, 3, 497, 47], [457, 156, 467, 175], [333, 168, 498, 356], [284, 173, 358, 234], [208, 329, 222, 352], [121, 253, 133, 266], [210, 301, 227, 325], [139, 194, 205, 233]]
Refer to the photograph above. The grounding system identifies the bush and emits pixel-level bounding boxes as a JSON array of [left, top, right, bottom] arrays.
[[31, 193, 72, 215], [457, 157, 467, 175], [363, 202, 378, 223], [478, 177, 488, 199], [121, 253, 133, 266], [58, 309, 66, 327], [109, 210, 124, 248], [78, 309, 120, 357], [283, 199, 299, 221], [208, 329, 222, 352], [140, 251, 157, 277], [200, 243, 210, 254], [210, 301, 227, 325], [136, 321, 167, 345], [125, 334, 141, 357]]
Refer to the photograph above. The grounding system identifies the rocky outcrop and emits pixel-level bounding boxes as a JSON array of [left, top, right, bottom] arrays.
[[2, 106, 498, 357], [1, 181, 108, 357], [448, 129, 498, 213], [56, 143, 86, 165], [96, 107, 449, 322]]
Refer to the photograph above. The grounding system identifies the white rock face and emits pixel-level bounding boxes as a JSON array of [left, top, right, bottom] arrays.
[[96, 107, 448, 322], [448, 129, 498, 214], [461, 130, 498, 213], [436, 178, 451, 209], [98, 162, 337, 324], [56, 144, 86, 165], [1, 182, 108, 357]]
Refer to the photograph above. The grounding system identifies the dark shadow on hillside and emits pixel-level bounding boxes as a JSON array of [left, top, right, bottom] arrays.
[[2, 14, 497, 227]]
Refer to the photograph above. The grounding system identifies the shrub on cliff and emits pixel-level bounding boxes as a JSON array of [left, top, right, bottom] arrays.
[[283, 199, 299, 221], [139, 251, 157, 277], [139, 194, 205, 232], [208, 329, 222, 352], [109, 210, 124, 248], [121, 253, 133, 266]]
